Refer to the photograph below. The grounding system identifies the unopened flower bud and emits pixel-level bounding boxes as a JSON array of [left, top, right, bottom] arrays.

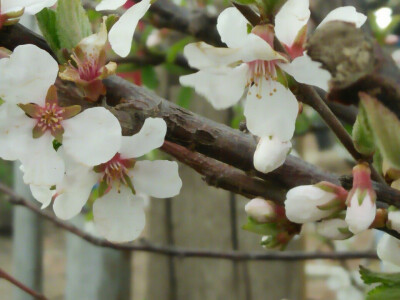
[[345, 164, 376, 234], [377, 234, 400, 267], [284, 182, 347, 224], [254, 136, 291, 174], [245, 198, 276, 223], [316, 218, 352, 240], [387, 207, 400, 234]]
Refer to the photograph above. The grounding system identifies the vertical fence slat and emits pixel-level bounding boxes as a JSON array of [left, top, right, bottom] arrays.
[[12, 163, 43, 300]]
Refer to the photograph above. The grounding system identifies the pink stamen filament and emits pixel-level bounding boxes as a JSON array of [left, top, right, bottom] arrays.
[[247, 60, 278, 99], [36, 103, 64, 133], [101, 154, 133, 188], [70, 53, 101, 82]]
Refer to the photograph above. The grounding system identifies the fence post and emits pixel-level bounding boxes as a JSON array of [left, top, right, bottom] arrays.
[[12, 163, 43, 300], [65, 216, 131, 300]]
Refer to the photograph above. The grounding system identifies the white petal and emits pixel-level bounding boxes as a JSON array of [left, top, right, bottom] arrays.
[[96, 0, 127, 11], [244, 79, 298, 140], [20, 133, 65, 186], [183, 42, 243, 69], [389, 211, 400, 234], [0, 103, 35, 160], [278, 55, 331, 91], [53, 153, 98, 220], [1, 0, 56, 14], [180, 64, 248, 110], [253, 136, 291, 174], [130, 160, 182, 198], [241, 34, 287, 62], [108, 0, 151, 57], [345, 192, 376, 234], [0, 45, 58, 105], [318, 6, 367, 29], [30, 185, 55, 209], [275, 0, 310, 47], [62, 107, 122, 167], [120, 117, 167, 159], [93, 186, 145, 242], [377, 234, 400, 267], [217, 7, 249, 48]]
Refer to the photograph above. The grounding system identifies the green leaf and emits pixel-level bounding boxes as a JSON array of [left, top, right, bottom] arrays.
[[295, 113, 311, 136], [166, 37, 193, 64], [352, 103, 375, 156], [242, 217, 278, 236], [56, 0, 92, 50], [36, 9, 61, 57], [360, 266, 400, 286], [367, 285, 400, 300], [176, 87, 194, 109], [141, 66, 159, 90], [360, 93, 400, 171]]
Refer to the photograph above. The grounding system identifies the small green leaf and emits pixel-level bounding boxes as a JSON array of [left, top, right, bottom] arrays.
[[360, 93, 400, 172], [56, 0, 92, 50], [166, 37, 193, 64], [367, 285, 400, 300], [52, 140, 62, 151], [176, 87, 194, 109], [295, 113, 311, 136], [36, 8, 61, 58], [352, 103, 375, 156], [242, 217, 278, 236], [360, 265, 400, 286], [141, 66, 159, 90]]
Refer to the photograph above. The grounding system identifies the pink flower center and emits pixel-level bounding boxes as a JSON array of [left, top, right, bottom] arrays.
[[96, 153, 135, 187], [247, 60, 278, 99], [35, 102, 65, 133], [70, 53, 101, 82]]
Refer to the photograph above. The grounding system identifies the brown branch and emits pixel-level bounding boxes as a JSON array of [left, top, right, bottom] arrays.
[[0, 182, 379, 261], [0, 268, 47, 300], [232, 3, 260, 27], [161, 141, 287, 202]]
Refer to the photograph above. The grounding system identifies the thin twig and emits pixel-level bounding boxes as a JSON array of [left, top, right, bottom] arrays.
[[0, 268, 47, 300], [298, 84, 386, 184], [0, 182, 378, 261]]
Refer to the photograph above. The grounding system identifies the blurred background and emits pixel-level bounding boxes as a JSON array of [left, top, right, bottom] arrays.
[[1, 0, 400, 299]]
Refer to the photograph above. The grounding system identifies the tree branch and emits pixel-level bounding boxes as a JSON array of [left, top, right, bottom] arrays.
[[0, 268, 47, 300], [0, 182, 378, 261]]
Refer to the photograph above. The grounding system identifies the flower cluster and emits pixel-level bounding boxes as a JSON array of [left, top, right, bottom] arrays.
[[180, 0, 366, 174], [0, 42, 181, 242], [284, 164, 380, 240]]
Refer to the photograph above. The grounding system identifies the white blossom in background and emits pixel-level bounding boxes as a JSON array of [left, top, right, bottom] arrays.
[[245, 198, 276, 223], [0, 0, 56, 29], [0, 45, 121, 186], [253, 136, 291, 173], [316, 218, 352, 240], [96, 0, 151, 57], [180, 2, 366, 174], [377, 234, 400, 267], [33, 117, 182, 242], [345, 164, 376, 234], [285, 182, 347, 223], [387, 209, 400, 234]]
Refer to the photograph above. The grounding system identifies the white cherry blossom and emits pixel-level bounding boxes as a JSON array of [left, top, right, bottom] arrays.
[[316, 218, 352, 240], [377, 234, 400, 267], [345, 190, 376, 234], [34, 117, 182, 242], [245, 198, 275, 223], [96, 0, 151, 57], [0, 45, 121, 186]]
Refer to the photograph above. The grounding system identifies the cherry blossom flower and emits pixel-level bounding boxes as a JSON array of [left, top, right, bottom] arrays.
[[388, 209, 400, 234], [0, 44, 121, 186], [345, 164, 376, 234], [377, 234, 400, 267], [33, 117, 182, 242], [316, 218, 352, 240], [0, 0, 57, 29], [253, 136, 291, 173], [285, 182, 347, 223], [60, 19, 117, 102], [96, 0, 151, 57], [180, 3, 366, 174]]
